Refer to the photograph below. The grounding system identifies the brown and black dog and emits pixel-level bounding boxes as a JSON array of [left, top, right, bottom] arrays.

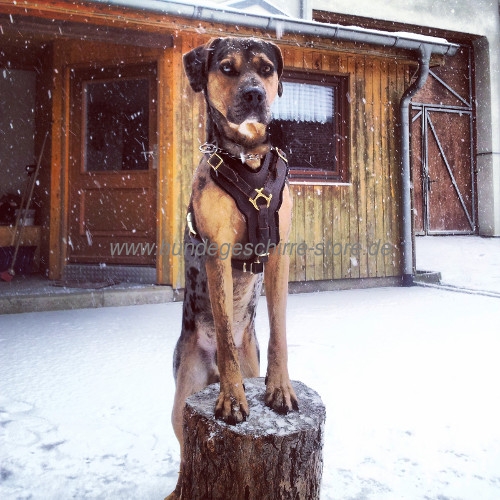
[[168, 37, 298, 497]]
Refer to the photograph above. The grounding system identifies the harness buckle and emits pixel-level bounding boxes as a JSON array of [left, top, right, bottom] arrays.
[[242, 260, 264, 274], [186, 212, 197, 236], [207, 152, 224, 171], [275, 147, 288, 163], [249, 188, 272, 211]]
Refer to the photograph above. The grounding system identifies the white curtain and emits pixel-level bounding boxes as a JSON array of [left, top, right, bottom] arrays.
[[272, 81, 334, 124]]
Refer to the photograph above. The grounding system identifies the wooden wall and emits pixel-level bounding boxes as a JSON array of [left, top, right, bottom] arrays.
[[39, 26, 409, 286], [4, 0, 411, 287], [161, 33, 207, 288], [285, 48, 408, 283], [166, 39, 409, 287]]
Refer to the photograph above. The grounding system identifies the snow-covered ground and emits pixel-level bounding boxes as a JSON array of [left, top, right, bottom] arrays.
[[1, 286, 500, 499], [416, 235, 500, 295]]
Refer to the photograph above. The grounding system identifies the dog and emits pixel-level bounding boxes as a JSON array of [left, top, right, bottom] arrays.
[[167, 37, 298, 499]]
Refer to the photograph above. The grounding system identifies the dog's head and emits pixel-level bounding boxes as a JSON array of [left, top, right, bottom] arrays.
[[183, 37, 283, 148]]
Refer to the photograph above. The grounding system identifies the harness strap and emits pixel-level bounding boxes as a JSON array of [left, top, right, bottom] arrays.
[[207, 151, 274, 210], [206, 147, 288, 273]]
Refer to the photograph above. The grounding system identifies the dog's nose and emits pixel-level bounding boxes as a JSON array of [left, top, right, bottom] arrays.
[[242, 87, 265, 106]]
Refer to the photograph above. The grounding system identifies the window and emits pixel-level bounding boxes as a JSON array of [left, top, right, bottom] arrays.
[[85, 77, 150, 171], [269, 72, 349, 183], [77, 64, 157, 172]]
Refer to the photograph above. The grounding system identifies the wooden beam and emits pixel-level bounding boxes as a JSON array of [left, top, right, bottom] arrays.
[[0, 13, 174, 48]]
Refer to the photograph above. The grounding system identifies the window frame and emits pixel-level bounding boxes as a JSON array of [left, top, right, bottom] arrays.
[[272, 70, 350, 184]]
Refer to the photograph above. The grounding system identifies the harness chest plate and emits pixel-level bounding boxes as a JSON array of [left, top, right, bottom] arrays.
[[207, 147, 289, 273]]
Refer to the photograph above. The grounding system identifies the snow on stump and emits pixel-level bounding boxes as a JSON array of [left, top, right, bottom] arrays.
[[179, 377, 325, 499]]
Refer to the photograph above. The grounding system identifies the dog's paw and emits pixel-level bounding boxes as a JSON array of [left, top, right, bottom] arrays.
[[214, 382, 249, 425], [265, 374, 299, 414]]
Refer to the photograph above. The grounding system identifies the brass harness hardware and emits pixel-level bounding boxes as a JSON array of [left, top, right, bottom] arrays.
[[207, 152, 224, 171], [249, 187, 273, 211], [186, 212, 197, 236]]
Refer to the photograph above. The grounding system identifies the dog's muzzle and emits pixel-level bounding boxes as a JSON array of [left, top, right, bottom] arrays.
[[227, 86, 270, 125]]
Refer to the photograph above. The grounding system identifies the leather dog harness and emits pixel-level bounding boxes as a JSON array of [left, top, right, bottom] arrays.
[[188, 145, 289, 274]]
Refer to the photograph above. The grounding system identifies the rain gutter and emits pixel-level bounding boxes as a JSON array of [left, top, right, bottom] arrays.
[[97, 0, 458, 57], [92, 0, 458, 284]]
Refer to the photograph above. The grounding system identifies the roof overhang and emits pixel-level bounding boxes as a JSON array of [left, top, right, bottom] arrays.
[[89, 0, 459, 56], [0, 0, 459, 58]]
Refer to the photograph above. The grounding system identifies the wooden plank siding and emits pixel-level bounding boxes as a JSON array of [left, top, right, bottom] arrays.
[[30, 10, 410, 285], [167, 41, 410, 287], [164, 33, 207, 288], [282, 47, 408, 283], [1, 0, 425, 287]]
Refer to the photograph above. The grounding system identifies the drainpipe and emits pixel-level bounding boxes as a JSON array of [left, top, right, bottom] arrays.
[[400, 45, 431, 286]]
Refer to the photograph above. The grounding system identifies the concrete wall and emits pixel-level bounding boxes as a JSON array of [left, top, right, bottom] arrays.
[[314, 0, 500, 236]]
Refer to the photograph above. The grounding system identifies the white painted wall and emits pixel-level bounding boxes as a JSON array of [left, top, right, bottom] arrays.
[[314, 0, 500, 236], [215, 0, 308, 18]]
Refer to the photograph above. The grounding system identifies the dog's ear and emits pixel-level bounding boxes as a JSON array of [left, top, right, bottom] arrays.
[[278, 81, 283, 98], [264, 41, 284, 97], [183, 38, 223, 93], [183, 44, 208, 93]]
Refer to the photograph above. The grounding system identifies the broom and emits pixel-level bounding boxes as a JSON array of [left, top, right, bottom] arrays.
[[1, 131, 49, 282]]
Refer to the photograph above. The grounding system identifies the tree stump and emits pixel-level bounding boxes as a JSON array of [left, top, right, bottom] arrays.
[[179, 377, 325, 500]]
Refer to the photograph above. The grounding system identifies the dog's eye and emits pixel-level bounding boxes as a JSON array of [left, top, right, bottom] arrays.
[[260, 64, 274, 76], [219, 62, 237, 76]]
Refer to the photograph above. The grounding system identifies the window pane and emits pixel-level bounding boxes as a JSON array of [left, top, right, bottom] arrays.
[[270, 119, 337, 172], [272, 81, 334, 123], [85, 78, 150, 171], [270, 80, 338, 174]]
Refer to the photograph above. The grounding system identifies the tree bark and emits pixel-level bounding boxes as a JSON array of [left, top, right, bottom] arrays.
[[179, 377, 325, 500]]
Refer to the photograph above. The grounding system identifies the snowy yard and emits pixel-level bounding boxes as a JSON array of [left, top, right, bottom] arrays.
[[1, 286, 500, 499]]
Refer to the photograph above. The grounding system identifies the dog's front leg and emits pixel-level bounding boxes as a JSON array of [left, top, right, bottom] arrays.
[[264, 249, 299, 413], [205, 255, 249, 424]]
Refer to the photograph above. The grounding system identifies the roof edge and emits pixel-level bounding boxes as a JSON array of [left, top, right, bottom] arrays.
[[91, 0, 459, 56]]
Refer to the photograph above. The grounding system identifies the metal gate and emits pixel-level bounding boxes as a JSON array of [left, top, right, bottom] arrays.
[[411, 44, 476, 235]]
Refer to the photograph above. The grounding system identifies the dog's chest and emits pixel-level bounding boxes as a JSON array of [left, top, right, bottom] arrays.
[[191, 160, 249, 246]]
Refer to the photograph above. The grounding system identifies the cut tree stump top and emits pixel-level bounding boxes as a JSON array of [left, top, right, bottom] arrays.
[[181, 378, 326, 499], [185, 377, 325, 438]]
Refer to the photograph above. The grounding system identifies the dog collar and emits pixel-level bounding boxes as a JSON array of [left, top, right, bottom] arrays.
[[199, 143, 266, 163]]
